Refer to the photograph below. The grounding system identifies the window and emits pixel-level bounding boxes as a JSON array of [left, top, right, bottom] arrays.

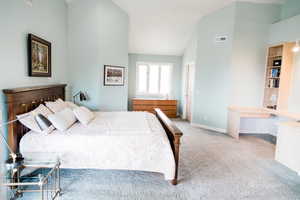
[[136, 62, 172, 97]]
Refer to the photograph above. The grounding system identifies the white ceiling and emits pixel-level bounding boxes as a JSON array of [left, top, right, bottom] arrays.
[[67, 0, 286, 56]]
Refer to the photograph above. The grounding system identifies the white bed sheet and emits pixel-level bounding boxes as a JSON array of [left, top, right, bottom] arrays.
[[20, 111, 175, 180]]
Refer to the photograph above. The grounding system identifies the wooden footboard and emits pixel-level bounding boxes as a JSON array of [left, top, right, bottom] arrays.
[[154, 108, 183, 185]]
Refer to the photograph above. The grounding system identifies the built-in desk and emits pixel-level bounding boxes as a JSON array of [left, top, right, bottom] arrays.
[[227, 107, 271, 139], [227, 106, 300, 139], [228, 106, 300, 174]]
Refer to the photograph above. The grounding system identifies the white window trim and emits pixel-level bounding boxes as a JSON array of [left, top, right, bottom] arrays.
[[135, 62, 173, 98]]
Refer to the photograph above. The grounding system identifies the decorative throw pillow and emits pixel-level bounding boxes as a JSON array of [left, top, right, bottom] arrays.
[[47, 108, 77, 131], [45, 98, 67, 113], [73, 106, 95, 125], [33, 104, 53, 116], [17, 105, 54, 134], [35, 114, 52, 131]]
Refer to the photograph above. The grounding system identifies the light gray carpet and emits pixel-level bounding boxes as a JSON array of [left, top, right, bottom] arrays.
[[20, 120, 300, 200]]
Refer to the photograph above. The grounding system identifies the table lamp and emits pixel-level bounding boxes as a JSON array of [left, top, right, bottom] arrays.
[[72, 91, 87, 103]]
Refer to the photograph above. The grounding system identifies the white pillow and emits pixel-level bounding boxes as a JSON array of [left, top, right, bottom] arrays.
[[17, 105, 54, 134], [48, 108, 77, 131], [57, 98, 65, 103], [45, 98, 67, 113], [33, 104, 53, 116], [65, 101, 79, 110], [73, 106, 95, 125]]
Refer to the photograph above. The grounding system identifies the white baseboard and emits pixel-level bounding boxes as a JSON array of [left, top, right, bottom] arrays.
[[239, 131, 270, 134], [191, 123, 227, 134]]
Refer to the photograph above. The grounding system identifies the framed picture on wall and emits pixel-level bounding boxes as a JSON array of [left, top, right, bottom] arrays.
[[28, 34, 51, 77], [104, 65, 125, 86]]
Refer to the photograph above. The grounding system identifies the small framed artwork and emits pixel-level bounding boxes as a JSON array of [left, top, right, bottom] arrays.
[[28, 34, 51, 77], [104, 65, 125, 86]]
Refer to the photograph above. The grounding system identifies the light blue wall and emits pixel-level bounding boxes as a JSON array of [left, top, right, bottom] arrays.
[[0, 0, 68, 123], [191, 3, 236, 129], [68, 0, 129, 111], [269, 14, 300, 44], [280, 0, 300, 20], [128, 54, 183, 113], [0, 0, 68, 108], [185, 2, 281, 130], [230, 3, 280, 106], [0, 0, 68, 199], [182, 33, 198, 67]]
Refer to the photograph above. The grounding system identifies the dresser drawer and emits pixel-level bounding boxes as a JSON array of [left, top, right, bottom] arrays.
[[133, 105, 177, 111], [132, 99, 177, 118], [132, 99, 177, 106]]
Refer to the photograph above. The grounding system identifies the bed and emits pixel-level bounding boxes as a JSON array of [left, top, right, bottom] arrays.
[[3, 84, 183, 185]]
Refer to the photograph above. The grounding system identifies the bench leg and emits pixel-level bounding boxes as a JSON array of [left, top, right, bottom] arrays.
[[170, 179, 177, 185]]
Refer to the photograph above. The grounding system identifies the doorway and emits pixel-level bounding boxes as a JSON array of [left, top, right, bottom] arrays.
[[184, 64, 194, 122]]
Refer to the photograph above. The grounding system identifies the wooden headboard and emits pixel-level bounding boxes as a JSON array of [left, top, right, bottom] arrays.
[[3, 84, 67, 153]]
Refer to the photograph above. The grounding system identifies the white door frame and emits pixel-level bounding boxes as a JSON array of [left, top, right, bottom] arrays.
[[182, 63, 195, 121]]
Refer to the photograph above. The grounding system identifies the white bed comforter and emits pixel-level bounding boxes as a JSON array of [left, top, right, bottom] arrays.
[[20, 112, 175, 180]]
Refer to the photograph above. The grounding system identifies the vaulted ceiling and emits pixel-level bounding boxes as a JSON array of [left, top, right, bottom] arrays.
[[68, 0, 286, 56], [112, 0, 285, 55]]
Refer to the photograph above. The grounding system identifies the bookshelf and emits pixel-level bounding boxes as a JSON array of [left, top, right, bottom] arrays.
[[263, 43, 294, 110]]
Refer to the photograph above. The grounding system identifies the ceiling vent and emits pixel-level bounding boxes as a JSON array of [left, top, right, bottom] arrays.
[[215, 36, 228, 43]]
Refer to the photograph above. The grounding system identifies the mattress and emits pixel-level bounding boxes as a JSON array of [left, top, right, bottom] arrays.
[[20, 111, 175, 180]]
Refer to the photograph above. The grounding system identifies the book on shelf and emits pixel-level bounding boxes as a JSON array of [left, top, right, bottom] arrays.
[[268, 79, 280, 88], [267, 105, 277, 110], [269, 68, 280, 78]]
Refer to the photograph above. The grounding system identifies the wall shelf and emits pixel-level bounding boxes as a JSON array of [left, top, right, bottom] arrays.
[[268, 66, 281, 69], [268, 55, 282, 58], [263, 43, 294, 110]]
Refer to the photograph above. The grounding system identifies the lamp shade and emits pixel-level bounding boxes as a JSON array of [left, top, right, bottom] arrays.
[[35, 114, 52, 131]]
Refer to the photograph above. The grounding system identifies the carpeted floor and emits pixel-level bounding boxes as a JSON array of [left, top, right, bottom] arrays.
[[20, 120, 300, 200]]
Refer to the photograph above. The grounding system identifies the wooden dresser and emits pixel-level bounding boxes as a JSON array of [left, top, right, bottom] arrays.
[[132, 99, 177, 118]]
